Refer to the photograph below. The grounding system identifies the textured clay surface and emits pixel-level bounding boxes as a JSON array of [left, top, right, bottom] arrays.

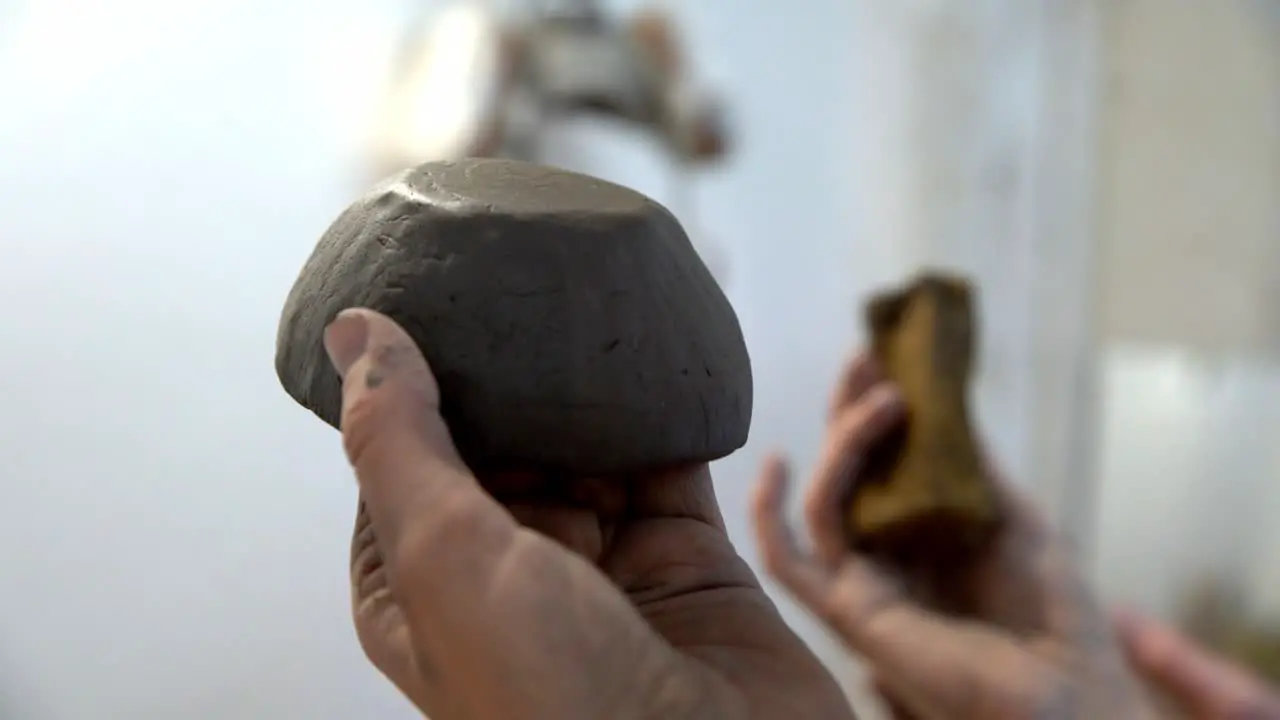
[[847, 273, 1000, 561], [275, 158, 752, 475]]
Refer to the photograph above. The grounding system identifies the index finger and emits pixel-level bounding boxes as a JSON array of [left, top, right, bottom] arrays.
[[324, 309, 520, 613], [1116, 610, 1280, 718], [828, 353, 882, 420]]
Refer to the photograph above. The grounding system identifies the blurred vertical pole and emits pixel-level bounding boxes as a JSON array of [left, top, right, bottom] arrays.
[[846, 3, 928, 290], [1018, 0, 1104, 564], [849, 0, 1104, 561]]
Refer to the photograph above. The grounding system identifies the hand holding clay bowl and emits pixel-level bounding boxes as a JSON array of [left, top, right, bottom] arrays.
[[271, 160, 863, 719]]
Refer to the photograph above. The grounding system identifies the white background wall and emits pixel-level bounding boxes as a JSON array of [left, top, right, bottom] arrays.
[[1090, 0, 1280, 620]]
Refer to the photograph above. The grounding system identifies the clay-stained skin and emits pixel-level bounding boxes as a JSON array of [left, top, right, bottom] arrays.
[[275, 158, 753, 476], [847, 273, 999, 562]]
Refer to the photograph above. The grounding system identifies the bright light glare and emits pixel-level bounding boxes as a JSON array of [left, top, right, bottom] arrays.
[[377, 3, 502, 162]]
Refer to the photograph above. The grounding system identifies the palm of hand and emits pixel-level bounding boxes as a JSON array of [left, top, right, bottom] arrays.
[[866, 497, 1126, 719], [352, 467, 852, 719], [762, 465, 1147, 720], [750, 353, 1153, 720]]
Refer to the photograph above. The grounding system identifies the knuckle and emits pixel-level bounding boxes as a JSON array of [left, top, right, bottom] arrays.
[[386, 489, 491, 585], [339, 357, 441, 469], [386, 530, 435, 595], [341, 388, 386, 467], [823, 563, 894, 633], [823, 569, 866, 622], [350, 528, 385, 587], [835, 404, 874, 443]]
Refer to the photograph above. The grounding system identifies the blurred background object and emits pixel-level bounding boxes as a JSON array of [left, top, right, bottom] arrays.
[[373, 0, 730, 168], [0, 0, 1278, 718], [1178, 573, 1280, 685], [372, 0, 732, 278]]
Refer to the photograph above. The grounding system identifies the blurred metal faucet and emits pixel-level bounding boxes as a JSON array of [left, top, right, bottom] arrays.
[[373, 0, 730, 171], [527, 0, 603, 22], [371, 0, 733, 281]]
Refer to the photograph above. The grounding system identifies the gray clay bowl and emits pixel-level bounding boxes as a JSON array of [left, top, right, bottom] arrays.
[[275, 158, 752, 476]]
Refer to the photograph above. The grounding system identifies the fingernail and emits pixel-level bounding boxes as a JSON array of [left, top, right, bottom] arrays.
[[324, 311, 369, 378]]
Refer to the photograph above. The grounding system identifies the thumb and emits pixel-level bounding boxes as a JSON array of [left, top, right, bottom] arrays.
[[1115, 609, 1280, 718], [323, 308, 683, 718], [323, 307, 523, 643]]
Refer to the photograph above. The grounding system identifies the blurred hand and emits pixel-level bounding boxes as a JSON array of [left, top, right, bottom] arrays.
[[325, 308, 853, 720], [751, 353, 1158, 720], [1116, 610, 1280, 719]]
